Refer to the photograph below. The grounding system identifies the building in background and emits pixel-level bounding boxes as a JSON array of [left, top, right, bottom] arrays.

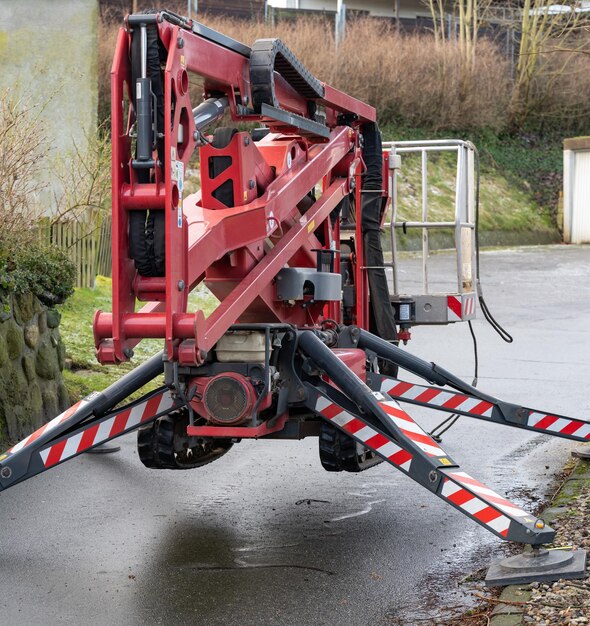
[[266, 0, 429, 18], [100, 1, 265, 20], [265, 0, 433, 28]]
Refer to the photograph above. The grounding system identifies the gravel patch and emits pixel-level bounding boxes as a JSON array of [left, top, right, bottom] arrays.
[[491, 459, 590, 626], [522, 480, 590, 625]]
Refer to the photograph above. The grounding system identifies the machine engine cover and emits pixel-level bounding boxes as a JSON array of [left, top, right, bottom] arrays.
[[196, 373, 257, 425]]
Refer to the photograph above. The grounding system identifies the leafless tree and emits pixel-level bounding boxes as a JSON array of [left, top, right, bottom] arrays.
[[0, 89, 48, 248]]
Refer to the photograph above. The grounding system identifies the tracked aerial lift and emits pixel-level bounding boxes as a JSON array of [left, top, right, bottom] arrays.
[[0, 9, 586, 585]]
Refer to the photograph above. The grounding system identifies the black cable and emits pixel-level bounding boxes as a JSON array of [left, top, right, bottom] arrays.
[[429, 146, 513, 441], [468, 320, 478, 387], [473, 147, 513, 344], [429, 303, 479, 441], [430, 414, 460, 442]]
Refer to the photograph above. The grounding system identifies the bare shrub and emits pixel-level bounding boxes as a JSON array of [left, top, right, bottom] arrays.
[[508, 1, 590, 129], [515, 32, 590, 130], [98, 8, 122, 125], [330, 20, 510, 131], [52, 125, 112, 233], [0, 90, 47, 248]]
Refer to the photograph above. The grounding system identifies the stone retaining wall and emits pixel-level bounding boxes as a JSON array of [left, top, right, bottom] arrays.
[[0, 292, 69, 445]]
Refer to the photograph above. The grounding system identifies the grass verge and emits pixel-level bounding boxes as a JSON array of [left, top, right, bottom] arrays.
[[381, 124, 562, 238], [57, 276, 218, 402]]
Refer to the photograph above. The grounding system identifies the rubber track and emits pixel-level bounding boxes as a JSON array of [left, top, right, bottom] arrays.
[[319, 421, 382, 473], [137, 411, 232, 470], [250, 38, 325, 113]]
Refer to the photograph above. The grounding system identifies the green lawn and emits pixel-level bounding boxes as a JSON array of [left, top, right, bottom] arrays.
[[57, 276, 218, 401]]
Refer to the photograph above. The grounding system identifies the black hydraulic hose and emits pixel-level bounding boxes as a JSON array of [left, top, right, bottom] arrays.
[[429, 414, 460, 441], [428, 319, 479, 441], [91, 351, 164, 416], [468, 319, 479, 386], [473, 148, 513, 344]]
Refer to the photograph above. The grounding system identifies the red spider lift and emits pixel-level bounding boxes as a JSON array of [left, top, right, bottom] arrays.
[[0, 9, 586, 585]]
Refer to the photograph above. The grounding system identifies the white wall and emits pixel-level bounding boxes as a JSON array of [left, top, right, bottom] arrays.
[[564, 142, 590, 244], [0, 0, 98, 214]]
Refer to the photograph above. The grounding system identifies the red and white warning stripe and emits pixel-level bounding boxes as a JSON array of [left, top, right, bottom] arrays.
[[447, 296, 462, 322], [39, 391, 173, 469], [528, 411, 590, 439], [7, 398, 90, 455], [377, 397, 448, 457], [447, 294, 476, 322], [446, 471, 530, 518], [379, 378, 494, 418], [463, 295, 476, 317], [441, 477, 512, 537], [315, 395, 412, 472], [441, 471, 533, 538]]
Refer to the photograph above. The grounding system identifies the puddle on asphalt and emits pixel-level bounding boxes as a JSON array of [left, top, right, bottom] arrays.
[[384, 535, 502, 625], [327, 499, 386, 522], [232, 543, 302, 553], [165, 488, 378, 573], [137, 476, 517, 625]]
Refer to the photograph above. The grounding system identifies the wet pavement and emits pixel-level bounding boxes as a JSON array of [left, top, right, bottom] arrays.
[[0, 245, 589, 625]]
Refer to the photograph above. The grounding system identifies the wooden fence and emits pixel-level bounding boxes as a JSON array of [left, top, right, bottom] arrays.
[[39, 216, 112, 288], [96, 217, 113, 278]]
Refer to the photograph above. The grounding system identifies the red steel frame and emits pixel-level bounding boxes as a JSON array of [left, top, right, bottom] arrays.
[[94, 17, 378, 365]]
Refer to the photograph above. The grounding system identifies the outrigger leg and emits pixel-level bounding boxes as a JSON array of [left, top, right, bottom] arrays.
[[0, 352, 178, 493], [298, 329, 588, 585], [358, 328, 590, 443]]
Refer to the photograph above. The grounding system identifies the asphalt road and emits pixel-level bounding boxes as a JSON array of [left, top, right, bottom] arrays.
[[1, 245, 589, 625]]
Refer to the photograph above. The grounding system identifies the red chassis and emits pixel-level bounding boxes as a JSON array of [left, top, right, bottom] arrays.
[[93, 11, 378, 365]]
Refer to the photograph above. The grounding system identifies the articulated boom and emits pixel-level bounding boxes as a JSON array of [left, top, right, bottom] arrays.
[[0, 10, 588, 573], [93, 9, 375, 366]]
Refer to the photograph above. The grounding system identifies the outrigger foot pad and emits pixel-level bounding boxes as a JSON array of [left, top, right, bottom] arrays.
[[86, 444, 121, 454], [571, 446, 590, 459], [485, 547, 587, 586]]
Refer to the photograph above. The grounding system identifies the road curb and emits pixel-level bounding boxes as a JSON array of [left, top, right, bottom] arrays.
[[489, 456, 588, 626], [489, 585, 531, 625]]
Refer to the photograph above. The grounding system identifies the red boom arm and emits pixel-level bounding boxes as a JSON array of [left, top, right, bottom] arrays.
[[94, 11, 376, 364]]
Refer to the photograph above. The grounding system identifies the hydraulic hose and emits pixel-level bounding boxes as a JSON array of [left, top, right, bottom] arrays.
[[91, 351, 165, 416], [473, 147, 513, 344]]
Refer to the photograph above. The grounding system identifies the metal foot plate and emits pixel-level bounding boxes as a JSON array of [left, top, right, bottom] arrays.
[[485, 548, 587, 586]]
